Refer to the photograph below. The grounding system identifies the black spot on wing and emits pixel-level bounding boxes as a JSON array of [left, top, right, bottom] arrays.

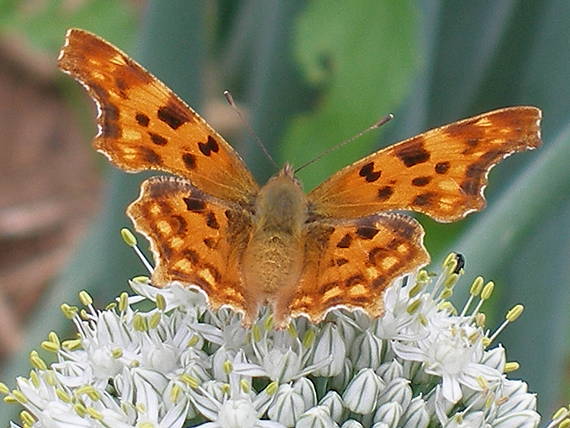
[[157, 98, 191, 130], [149, 132, 168, 146], [182, 153, 196, 169], [198, 136, 220, 156], [184, 197, 205, 212], [395, 139, 430, 167], [135, 113, 150, 127]]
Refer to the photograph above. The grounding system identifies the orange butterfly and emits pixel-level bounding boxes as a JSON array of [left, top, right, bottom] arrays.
[[58, 29, 541, 328]]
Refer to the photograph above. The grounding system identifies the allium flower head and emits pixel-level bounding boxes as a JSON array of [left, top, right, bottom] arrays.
[[2, 242, 560, 428]]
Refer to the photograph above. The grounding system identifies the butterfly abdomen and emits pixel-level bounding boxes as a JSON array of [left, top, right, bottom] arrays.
[[241, 171, 308, 323]]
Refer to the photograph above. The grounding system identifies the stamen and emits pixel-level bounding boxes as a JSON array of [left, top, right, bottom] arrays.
[[121, 228, 154, 273]]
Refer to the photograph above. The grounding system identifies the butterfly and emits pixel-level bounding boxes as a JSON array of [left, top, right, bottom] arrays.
[[58, 28, 542, 328]]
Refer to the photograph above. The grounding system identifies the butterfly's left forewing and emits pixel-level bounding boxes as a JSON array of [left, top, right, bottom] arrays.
[[58, 28, 258, 205], [309, 107, 541, 222]]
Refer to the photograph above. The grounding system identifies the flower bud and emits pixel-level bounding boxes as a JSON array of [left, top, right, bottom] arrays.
[[481, 345, 506, 371], [399, 396, 429, 428], [373, 402, 402, 427], [350, 331, 383, 370], [293, 377, 317, 409], [342, 368, 384, 414], [330, 359, 354, 391], [319, 390, 346, 423], [376, 361, 403, 384], [217, 398, 258, 428], [493, 410, 541, 428], [312, 324, 346, 377], [267, 384, 306, 426], [341, 420, 364, 428], [376, 378, 412, 410], [297, 406, 336, 428]]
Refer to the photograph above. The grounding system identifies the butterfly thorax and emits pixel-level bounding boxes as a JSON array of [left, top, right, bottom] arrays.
[[241, 165, 308, 321]]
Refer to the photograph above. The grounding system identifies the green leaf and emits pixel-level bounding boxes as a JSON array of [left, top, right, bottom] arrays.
[[283, 1, 418, 189]]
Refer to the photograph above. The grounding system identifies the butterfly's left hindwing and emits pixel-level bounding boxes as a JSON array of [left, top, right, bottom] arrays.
[[127, 177, 253, 314]]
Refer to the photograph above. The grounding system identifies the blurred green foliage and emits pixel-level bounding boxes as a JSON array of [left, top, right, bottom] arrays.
[[1, 0, 569, 422]]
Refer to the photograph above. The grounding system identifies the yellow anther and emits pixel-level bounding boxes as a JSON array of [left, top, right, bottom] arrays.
[[133, 314, 148, 331], [504, 362, 520, 373], [265, 381, 279, 395], [41, 341, 60, 353], [79, 290, 93, 306], [45, 371, 56, 386], [76, 385, 95, 396], [416, 269, 430, 284], [476, 376, 489, 390], [438, 301, 456, 314], [481, 281, 494, 300], [559, 419, 570, 428], [85, 407, 103, 420], [408, 282, 424, 298], [470, 276, 484, 296], [288, 322, 298, 339], [156, 294, 166, 311], [443, 273, 459, 289], [407, 299, 422, 314], [62, 339, 82, 350], [468, 331, 481, 343], [138, 423, 154, 428], [240, 379, 250, 393], [119, 292, 129, 312], [485, 392, 495, 408], [0, 382, 9, 395], [552, 406, 569, 420], [120, 228, 137, 247], [3, 395, 17, 404], [105, 302, 117, 310], [60, 303, 78, 319], [438, 288, 453, 300], [29, 371, 40, 388], [506, 304, 524, 322], [264, 314, 274, 330], [29, 351, 47, 370], [418, 314, 428, 326], [251, 324, 262, 342], [475, 313, 486, 327], [443, 253, 456, 269], [112, 348, 123, 359], [170, 384, 181, 402], [180, 374, 200, 388], [87, 390, 101, 401], [132, 276, 150, 283], [187, 335, 200, 347], [48, 332, 60, 346], [79, 309, 89, 320], [223, 360, 233, 375], [149, 312, 161, 329], [11, 389, 27, 403], [482, 337, 491, 347], [220, 383, 230, 394], [56, 388, 72, 402], [302, 329, 315, 348], [20, 410, 35, 425]]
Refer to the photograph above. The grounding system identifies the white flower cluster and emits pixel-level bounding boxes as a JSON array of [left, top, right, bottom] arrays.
[[3, 254, 551, 428]]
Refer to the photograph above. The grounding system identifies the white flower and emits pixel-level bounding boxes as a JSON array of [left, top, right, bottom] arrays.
[[2, 253, 547, 428]]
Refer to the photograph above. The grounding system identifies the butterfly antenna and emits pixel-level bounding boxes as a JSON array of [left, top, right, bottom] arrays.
[[224, 90, 279, 169], [294, 113, 394, 174]]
